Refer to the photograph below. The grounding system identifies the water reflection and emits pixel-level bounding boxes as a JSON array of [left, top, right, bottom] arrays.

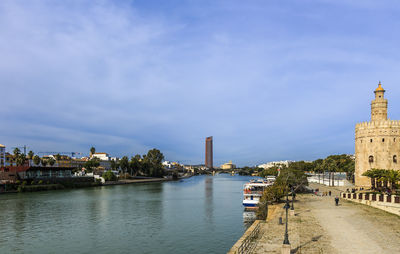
[[204, 177, 213, 223]]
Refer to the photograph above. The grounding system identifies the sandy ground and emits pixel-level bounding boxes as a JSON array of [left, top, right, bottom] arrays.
[[252, 183, 400, 253]]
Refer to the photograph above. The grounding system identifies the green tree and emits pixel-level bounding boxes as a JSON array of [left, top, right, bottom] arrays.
[[84, 158, 100, 172], [41, 158, 48, 167], [102, 170, 117, 181], [16, 154, 26, 166], [48, 158, 56, 166], [13, 148, 21, 156], [55, 153, 62, 161], [144, 149, 165, 177], [33, 155, 41, 166], [110, 160, 119, 171], [119, 156, 129, 174], [129, 154, 142, 176], [27, 151, 34, 160], [90, 147, 96, 156]]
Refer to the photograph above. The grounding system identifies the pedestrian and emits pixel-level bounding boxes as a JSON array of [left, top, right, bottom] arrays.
[[329, 191, 331, 196], [335, 196, 339, 206]]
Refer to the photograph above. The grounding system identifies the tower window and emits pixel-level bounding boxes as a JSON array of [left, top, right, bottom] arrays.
[[382, 138, 385, 142], [370, 139, 373, 143], [394, 138, 396, 142], [379, 96, 382, 98], [369, 156, 374, 163], [394, 155, 397, 163]]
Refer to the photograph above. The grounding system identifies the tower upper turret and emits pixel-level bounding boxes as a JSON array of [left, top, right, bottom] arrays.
[[371, 81, 388, 121]]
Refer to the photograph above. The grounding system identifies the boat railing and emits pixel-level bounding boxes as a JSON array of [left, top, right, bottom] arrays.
[[243, 190, 263, 195]]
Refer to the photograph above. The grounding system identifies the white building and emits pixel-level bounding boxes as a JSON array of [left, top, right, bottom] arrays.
[[0, 144, 5, 167], [257, 160, 293, 169], [91, 153, 110, 161]]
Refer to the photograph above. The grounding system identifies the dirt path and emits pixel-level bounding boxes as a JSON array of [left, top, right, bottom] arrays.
[[308, 183, 400, 253]]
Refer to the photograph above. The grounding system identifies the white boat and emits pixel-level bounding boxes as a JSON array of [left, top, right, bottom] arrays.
[[243, 177, 275, 208]]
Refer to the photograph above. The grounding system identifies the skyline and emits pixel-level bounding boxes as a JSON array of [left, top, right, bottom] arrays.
[[1, 1, 400, 166]]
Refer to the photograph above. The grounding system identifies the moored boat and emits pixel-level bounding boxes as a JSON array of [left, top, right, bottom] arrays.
[[243, 177, 275, 208]]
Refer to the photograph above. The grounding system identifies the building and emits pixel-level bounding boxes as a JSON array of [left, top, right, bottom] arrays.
[[355, 82, 400, 187], [91, 153, 110, 161], [220, 161, 236, 170], [257, 160, 293, 169], [0, 144, 5, 167], [205, 136, 213, 169]]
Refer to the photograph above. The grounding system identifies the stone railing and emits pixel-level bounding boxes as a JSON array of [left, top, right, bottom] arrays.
[[228, 220, 262, 254], [341, 192, 400, 216]]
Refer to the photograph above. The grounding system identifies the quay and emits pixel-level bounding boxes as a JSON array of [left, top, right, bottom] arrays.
[[229, 183, 400, 253]]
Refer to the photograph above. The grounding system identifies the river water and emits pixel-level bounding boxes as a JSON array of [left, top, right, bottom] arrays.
[[0, 174, 258, 254]]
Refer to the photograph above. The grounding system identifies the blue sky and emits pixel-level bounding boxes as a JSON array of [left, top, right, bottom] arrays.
[[1, 0, 400, 166]]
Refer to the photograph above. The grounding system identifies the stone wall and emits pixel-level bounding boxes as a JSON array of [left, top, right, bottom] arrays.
[[355, 120, 400, 187]]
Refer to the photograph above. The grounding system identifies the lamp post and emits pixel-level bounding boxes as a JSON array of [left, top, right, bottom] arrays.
[[283, 191, 290, 245]]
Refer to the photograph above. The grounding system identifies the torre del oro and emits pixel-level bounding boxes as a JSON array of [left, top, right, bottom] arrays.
[[355, 82, 400, 187]]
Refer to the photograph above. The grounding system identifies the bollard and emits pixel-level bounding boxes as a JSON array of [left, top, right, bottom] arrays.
[[279, 217, 283, 225]]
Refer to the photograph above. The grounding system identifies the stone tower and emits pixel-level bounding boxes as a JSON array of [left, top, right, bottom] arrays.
[[355, 82, 400, 187]]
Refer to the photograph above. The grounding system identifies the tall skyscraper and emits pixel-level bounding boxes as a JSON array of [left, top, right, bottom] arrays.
[[205, 136, 213, 169]]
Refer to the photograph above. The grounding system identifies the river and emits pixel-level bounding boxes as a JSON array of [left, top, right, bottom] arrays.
[[0, 174, 258, 254]]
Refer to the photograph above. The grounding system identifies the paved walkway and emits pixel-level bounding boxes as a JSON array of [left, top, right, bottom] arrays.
[[253, 183, 400, 253]]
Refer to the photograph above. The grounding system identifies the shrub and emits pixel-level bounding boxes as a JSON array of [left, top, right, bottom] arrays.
[[102, 170, 117, 181], [38, 180, 43, 185]]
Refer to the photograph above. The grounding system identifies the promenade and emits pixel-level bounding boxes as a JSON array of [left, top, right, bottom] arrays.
[[251, 183, 400, 253]]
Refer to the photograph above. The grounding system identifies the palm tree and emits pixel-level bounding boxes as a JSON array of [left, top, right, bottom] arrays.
[[90, 147, 96, 156], [384, 170, 400, 191], [28, 151, 34, 160]]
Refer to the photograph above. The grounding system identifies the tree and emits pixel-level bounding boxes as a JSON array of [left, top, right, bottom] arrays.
[[16, 154, 26, 166], [144, 149, 165, 177], [33, 155, 41, 166], [41, 158, 48, 167], [110, 160, 119, 171], [119, 156, 129, 175], [90, 147, 96, 156], [84, 158, 100, 172], [13, 148, 21, 156], [55, 153, 61, 161], [48, 158, 56, 166], [27, 151, 34, 160], [129, 154, 141, 176], [102, 170, 117, 181]]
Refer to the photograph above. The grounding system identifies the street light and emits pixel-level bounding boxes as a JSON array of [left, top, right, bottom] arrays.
[[283, 191, 290, 245]]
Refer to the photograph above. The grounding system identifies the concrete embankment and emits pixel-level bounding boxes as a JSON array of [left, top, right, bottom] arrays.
[[103, 178, 170, 186]]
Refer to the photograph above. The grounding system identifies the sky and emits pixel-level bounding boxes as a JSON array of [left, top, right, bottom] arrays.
[[1, 0, 400, 167]]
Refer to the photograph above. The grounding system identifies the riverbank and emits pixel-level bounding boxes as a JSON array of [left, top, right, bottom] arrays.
[[0, 177, 173, 194]]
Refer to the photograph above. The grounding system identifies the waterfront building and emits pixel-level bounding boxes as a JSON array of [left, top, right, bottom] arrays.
[[355, 82, 400, 187], [220, 161, 236, 170], [0, 144, 5, 167], [205, 136, 213, 169]]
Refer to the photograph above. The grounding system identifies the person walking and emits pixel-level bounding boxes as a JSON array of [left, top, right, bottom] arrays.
[[329, 190, 332, 196], [335, 196, 339, 206]]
